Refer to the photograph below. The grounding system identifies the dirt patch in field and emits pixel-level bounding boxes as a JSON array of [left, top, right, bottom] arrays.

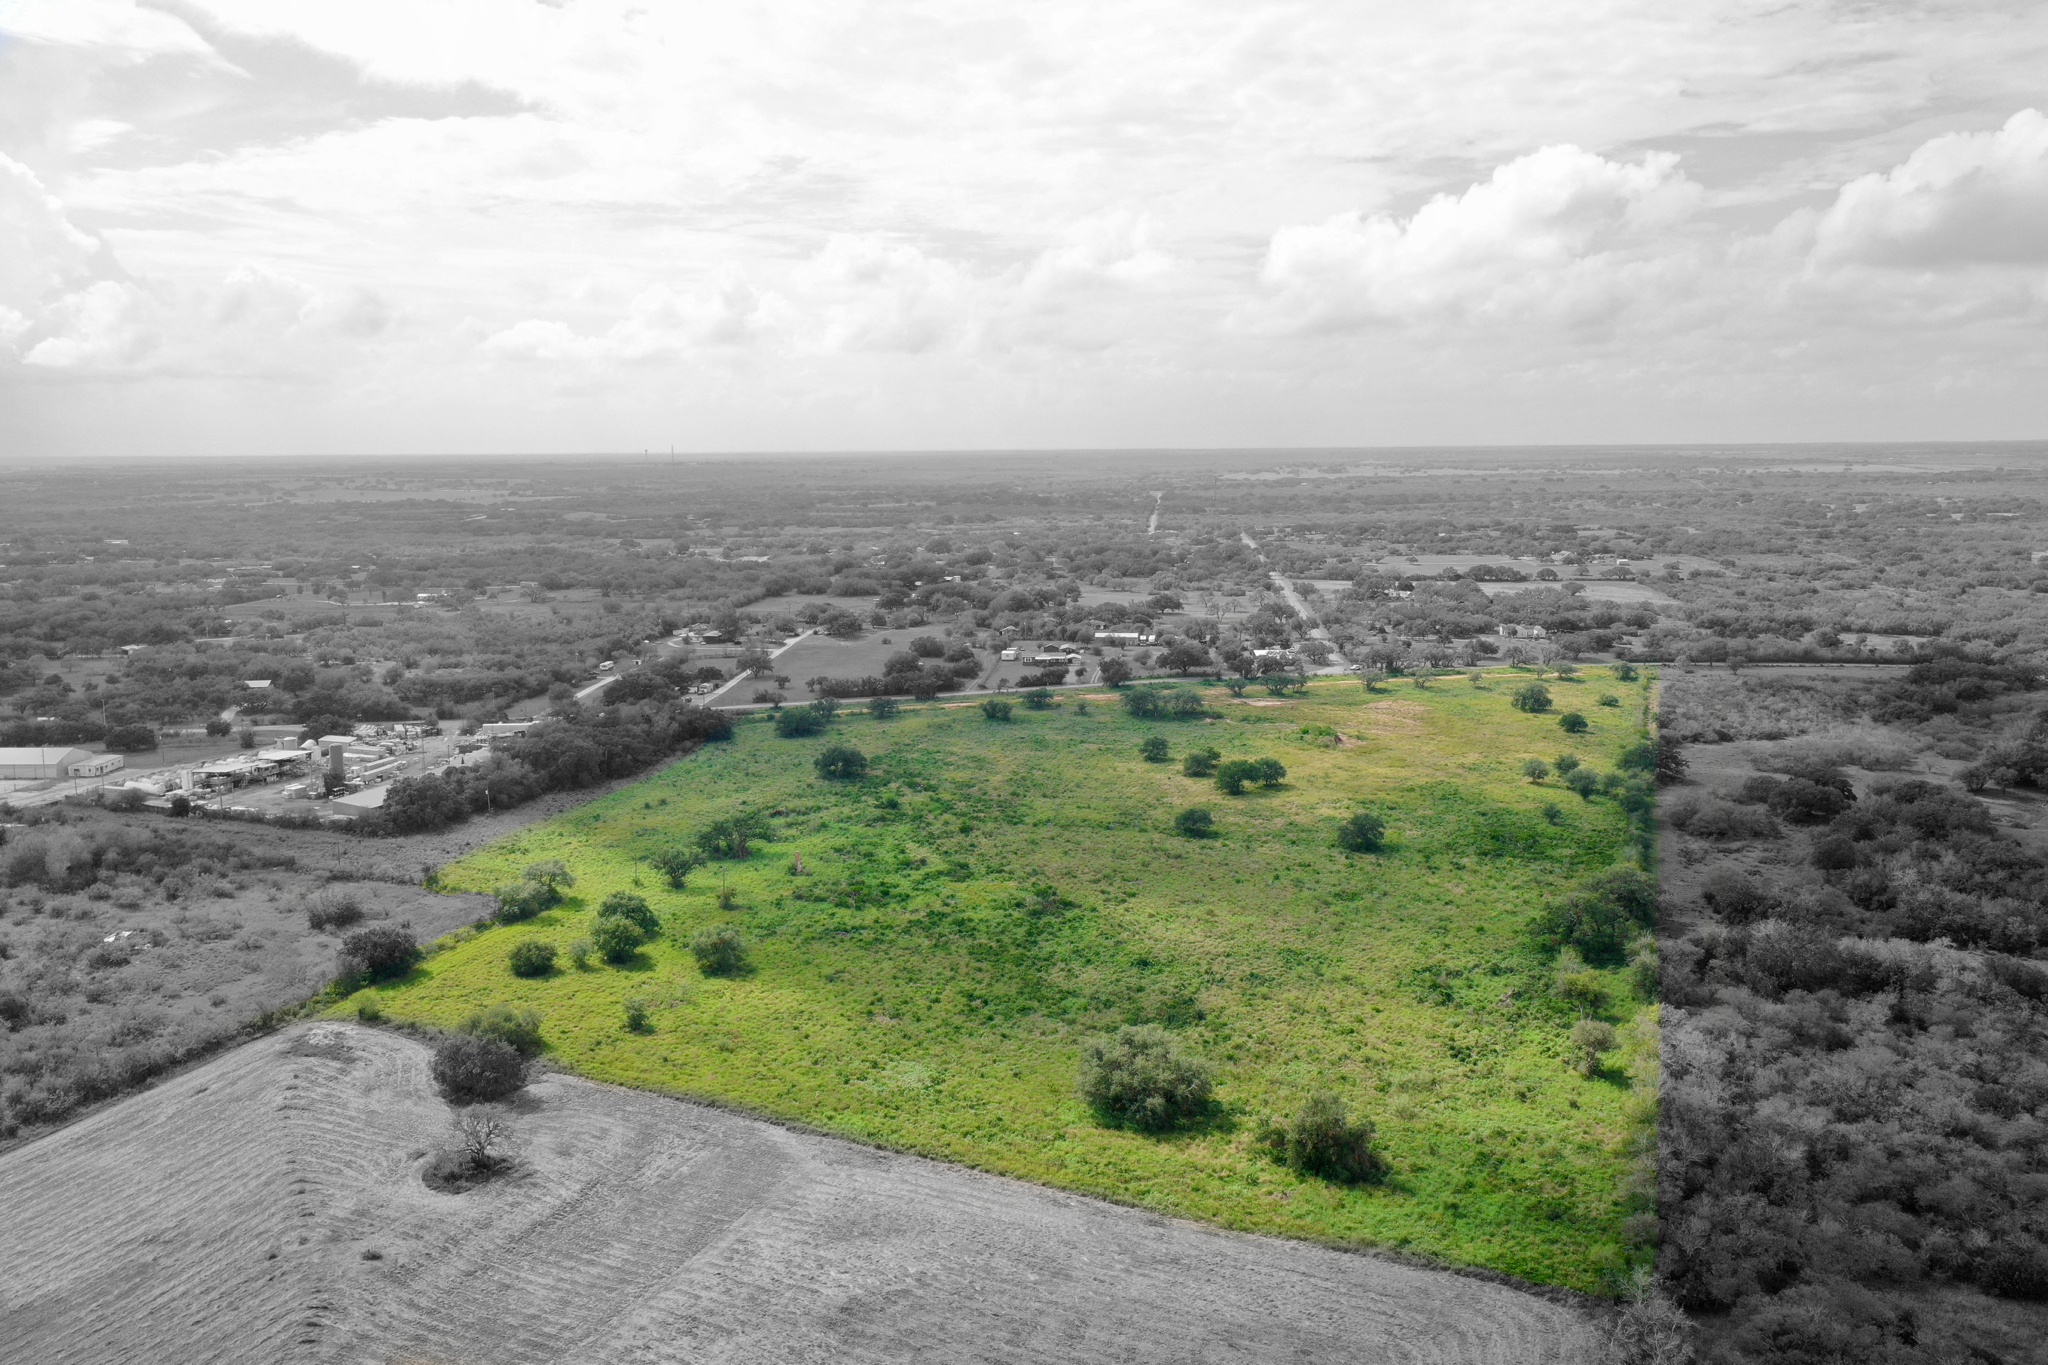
[[0, 1024, 1600, 1364], [1235, 698, 1297, 707], [1361, 700, 1429, 730]]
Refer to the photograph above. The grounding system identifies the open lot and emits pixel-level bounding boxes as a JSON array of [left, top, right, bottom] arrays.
[[344, 671, 1655, 1291], [0, 1022, 1598, 1364]]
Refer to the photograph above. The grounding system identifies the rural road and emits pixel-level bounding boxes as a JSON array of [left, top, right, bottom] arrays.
[[1239, 531, 1351, 673], [0, 1025, 1601, 1365]]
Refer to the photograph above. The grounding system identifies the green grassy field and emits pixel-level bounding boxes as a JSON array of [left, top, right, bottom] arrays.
[[344, 670, 1655, 1291]]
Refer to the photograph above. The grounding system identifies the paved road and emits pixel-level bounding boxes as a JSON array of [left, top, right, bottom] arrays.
[[1240, 531, 1350, 673]]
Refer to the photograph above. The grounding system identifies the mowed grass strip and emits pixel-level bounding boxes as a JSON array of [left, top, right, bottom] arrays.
[[344, 671, 1652, 1291]]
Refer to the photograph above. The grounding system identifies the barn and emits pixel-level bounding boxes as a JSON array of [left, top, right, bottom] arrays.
[[0, 747, 97, 780]]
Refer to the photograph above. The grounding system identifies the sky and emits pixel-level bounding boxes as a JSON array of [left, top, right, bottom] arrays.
[[1, 0, 2045, 458]]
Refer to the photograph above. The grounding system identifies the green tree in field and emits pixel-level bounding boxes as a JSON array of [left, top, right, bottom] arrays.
[[1097, 657, 1133, 688], [622, 997, 650, 1032], [1552, 947, 1606, 1010], [1571, 1019, 1617, 1077], [1251, 756, 1286, 787], [1558, 711, 1589, 734], [1174, 806, 1215, 838], [981, 698, 1012, 721], [598, 891, 659, 936], [1612, 662, 1639, 682], [493, 861, 575, 923], [1138, 735, 1170, 762], [461, 1004, 544, 1056], [647, 846, 703, 889], [1181, 746, 1220, 777], [1617, 739, 1656, 774], [1553, 752, 1581, 775], [507, 939, 556, 978], [525, 860, 575, 897], [1214, 759, 1258, 795], [1335, 810, 1385, 852], [1532, 865, 1659, 964], [1267, 1091, 1387, 1184], [689, 926, 748, 976], [1628, 934, 1659, 1002], [696, 809, 772, 860], [590, 912, 646, 964], [866, 695, 900, 719], [1021, 687, 1054, 710], [1563, 767, 1601, 800], [1522, 758, 1550, 782], [814, 742, 869, 780], [1511, 682, 1553, 713], [1078, 1025, 1213, 1129], [773, 704, 827, 737]]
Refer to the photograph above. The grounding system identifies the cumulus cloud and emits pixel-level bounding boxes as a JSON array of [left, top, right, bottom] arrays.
[[1255, 145, 1704, 332], [1811, 108, 2048, 267]]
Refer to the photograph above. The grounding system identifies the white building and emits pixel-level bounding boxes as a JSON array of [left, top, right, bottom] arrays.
[[0, 747, 113, 780]]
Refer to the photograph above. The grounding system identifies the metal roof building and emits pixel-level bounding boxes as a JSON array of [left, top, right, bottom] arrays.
[[0, 747, 95, 780]]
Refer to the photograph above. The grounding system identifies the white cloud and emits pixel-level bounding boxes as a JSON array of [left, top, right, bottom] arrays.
[[1811, 108, 2048, 267], [1256, 146, 1704, 332]]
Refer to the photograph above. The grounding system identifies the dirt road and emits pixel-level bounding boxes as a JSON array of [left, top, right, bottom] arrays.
[[0, 1025, 1599, 1364]]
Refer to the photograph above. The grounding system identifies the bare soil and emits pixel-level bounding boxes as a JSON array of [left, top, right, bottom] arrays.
[[0, 1023, 1600, 1364]]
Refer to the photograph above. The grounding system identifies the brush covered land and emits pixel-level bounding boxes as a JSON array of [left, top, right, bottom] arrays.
[[346, 669, 1657, 1291]]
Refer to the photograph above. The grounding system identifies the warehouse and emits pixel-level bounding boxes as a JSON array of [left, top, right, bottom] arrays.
[[0, 747, 116, 780]]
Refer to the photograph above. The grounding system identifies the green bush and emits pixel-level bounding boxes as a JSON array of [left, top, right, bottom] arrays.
[[1077, 1024, 1213, 1129], [1252, 756, 1286, 786], [1563, 767, 1601, 800], [1022, 687, 1054, 710], [1571, 1019, 1617, 1076], [1138, 735, 1170, 762], [338, 925, 420, 981], [689, 926, 748, 976], [1532, 866, 1659, 964], [598, 891, 658, 936], [1596, 693, 1621, 707], [1335, 811, 1385, 852], [1553, 752, 1581, 775], [773, 705, 828, 737], [1268, 1091, 1387, 1184], [461, 1003, 544, 1056], [866, 695, 900, 719], [1174, 807, 1214, 838], [1612, 662, 1639, 682], [1521, 758, 1550, 782], [590, 913, 646, 964], [647, 846, 702, 889], [622, 997, 650, 1033], [566, 936, 592, 969], [430, 1033, 525, 1103], [507, 939, 556, 978], [1181, 746, 1220, 777], [1511, 683, 1553, 713], [1558, 711, 1589, 734], [1214, 759, 1256, 794], [981, 698, 1012, 721], [814, 742, 869, 780]]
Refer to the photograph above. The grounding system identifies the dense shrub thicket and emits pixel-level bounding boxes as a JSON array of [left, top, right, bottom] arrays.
[[1077, 1024, 1213, 1129], [430, 1033, 526, 1103]]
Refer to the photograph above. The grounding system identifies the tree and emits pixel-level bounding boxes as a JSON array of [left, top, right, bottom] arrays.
[[1214, 759, 1257, 795], [1077, 1025, 1213, 1129], [866, 695, 900, 719], [696, 809, 771, 860], [1611, 662, 1639, 682], [814, 742, 869, 780], [773, 705, 826, 737], [431, 1033, 525, 1103], [1558, 711, 1589, 734], [1021, 687, 1054, 710], [981, 698, 1012, 721], [647, 846, 703, 889], [598, 891, 659, 936], [1570, 1019, 1617, 1076], [460, 1003, 544, 1056], [1563, 767, 1601, 800], [689, 926, 748, 976], [1174, 806, 1215, 838], [1522, 758, 1550, 782], [1181, 746, 1220, 777], [167, 793, 191, 817], [1532, 866, 1658, 964], [1553, 752, 1581, 775], [1098, 657, 1134, 688], [1269, 1091, 1387, 1184], [453, 1108, 512, 1172], [1654, 734, 1688, 784], [1511, 683, 1553, 713], [104, 724, 158, 752], [508, 939, 556, 977], [1138, 735, 1170, 762], [590, 912, 646, 964], [1335, 811, 1385, 852], [1251, 756, 1287, 787], [204, 718, 231, 737], [339, 925, 420, 980], [524, 861, 575, 897]]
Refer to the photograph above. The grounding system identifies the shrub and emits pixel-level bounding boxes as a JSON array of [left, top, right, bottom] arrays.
[[813, 743, 869, 780], [338, 925, 420, 981], [980, 698, 1012, 721], [1021, 687, 1054, 710], [1541, 801, 1563, 824], [689, 926, 748, 976], [168, 794, 191, 817], [1597, 693, 1621, 707], [1558, 711, 1589, 734], [1511, 683, 1553, 713], [622, 997, 650, 1033], [491, 879, 553, 924], [590, 913, 645, 964], [1335, 811, 1385, 852], [866, 695, 900, 719], [1553, 752, 1581, 775], [1612, 662, 1639, 682], [598, 891, 659, 935], [1214, 759, 1257, 795], [1627, 935, 1658, 1001], [1699, 868, 1772, 923], [1138, 735, 1170, 762], [306, 890, 364, 931], [1562, 767, 1601, 800], [695, 809, 771, 859], [460, 1003, 544, 1056], [430, 1033, 525, 1104], [566, 936, 592, 969], [507, 939, 556, 978], [1181, 746, 1220, 777], [1174, 807, 1215, 838], [1531, 866, 1658, 964], [1077, 1024, 1213, 1129], [1554, 947, 1606, 1008], [1252, 756, 1286, 786], [1811, 835, 1859, 871], [1521, 758, 1550, 782], [1269, 1091, 1387, 1184], [1663, 794, 1779, 840], [1098, 657, 1133, 687], [1570, 1019, 1617, 1076]]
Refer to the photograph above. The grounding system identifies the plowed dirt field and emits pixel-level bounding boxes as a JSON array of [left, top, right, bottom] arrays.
[[0, 1024, 1598, 1364]]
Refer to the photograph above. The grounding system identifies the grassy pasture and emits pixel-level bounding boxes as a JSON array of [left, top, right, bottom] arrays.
[[344, 670, 1653, 1291]]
